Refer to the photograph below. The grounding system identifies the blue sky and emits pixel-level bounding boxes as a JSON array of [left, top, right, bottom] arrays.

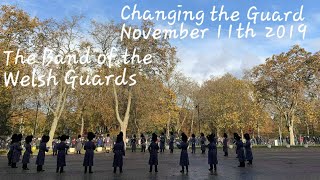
[[1, 0, 320, 82]]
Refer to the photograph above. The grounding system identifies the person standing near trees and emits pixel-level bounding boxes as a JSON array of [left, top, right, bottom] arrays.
[[113, 134, 125, 173], [22, 135, 33, 170], [200, 133, 206, 154], [76, 135, 82, 154], [148, 133, 159, 172], [56, 135, 69, 173], [140, 134, 146, 152], [159, 132, 165, 153], [190, 134, 196, 154], [83, 132, 96, 173], [36, 135, 49, 172], [169, 132, 175, 153], [11, 134, 22, 168], [244, 133, 253, 165], [223, 133, 229, 157], [177, 133, 189, 173], [7, 134, 17, 166], [130, 134, 137, 152], [207, 133, 218, 172], [234, 133, 245, 167]]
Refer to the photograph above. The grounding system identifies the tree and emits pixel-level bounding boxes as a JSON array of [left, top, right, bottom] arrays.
[[249, 45, 316, 145]]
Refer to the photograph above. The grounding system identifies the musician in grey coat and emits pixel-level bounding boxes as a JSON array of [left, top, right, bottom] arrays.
[[223, 133, 228, 157], [159, 132, 165, 153], [169, 132, 174, 153], [56, 135, 69, 173], [148, 133, 159, 172], [177, 133, 189, 173], [11, 135, 23, 168], [113, 134, 125, 173], [244, 133, 253, 165], [83, 132, 96, 173], [22, 135, 33, 170], [7, 134, 17, 166], [234, 133, 245, 167], [36, 135, 49, 172], [200, 133, 206, 154], [207, 133, 218, 172]]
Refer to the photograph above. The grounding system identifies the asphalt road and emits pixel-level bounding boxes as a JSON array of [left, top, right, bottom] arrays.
[[1, 147, 320, 180]]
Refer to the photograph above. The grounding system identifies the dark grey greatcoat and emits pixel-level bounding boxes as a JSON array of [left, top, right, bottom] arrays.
[[22, 143, 32, 164], [190, 137, 196, 152], [57, 142, 69, 167], [83, 141, 96, 166], [36, 142, 48, 166], [12, 142, 22, 163], [223, 138, 228, 153], [244, 140, 253, 161], [200, 136, 206, 152], [207, 141, 218, 165], [169, 135, 174, 150], [236, 140, 245, 163], [148, 142, 159, 165], [113, 142, 125, 167], [159, 136, 165, 150], [178, 142, 189, 166]]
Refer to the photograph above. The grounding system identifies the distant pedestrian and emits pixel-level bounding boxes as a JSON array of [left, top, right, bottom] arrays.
[[113, 134, 125, 173], [76, 135, 82, 154], [244, 133, 253, 165], [223, 133, 228, 157], [190, 134, 196, 154], [141, 134, 146, 152], [22, 135, 33, 170], [159, 132, 165, 153], [207, 133, 218, 172], [105, 134, 112, 153], [83, 132, 96, 173], [52, 138, 58, 156], [177, 133, 189, 173], [148, 133, 159, 172], [131, 134, 137, 152], [169, 132, 174, 153], [36, 135, 49, 172], [200, 133, 206, 154]]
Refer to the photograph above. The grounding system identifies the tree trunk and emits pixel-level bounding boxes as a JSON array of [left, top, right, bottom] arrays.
[[190, 108, 195, 135], [48, 116, 59, 147], [240, 129, 244, 140], [289, 124, 295, 145], [166, 112, 171, 138], [278, 125, 282, 146], [80, 116, 84, 136], [113, 83, 132, 149], [306, 125, 310, 137]]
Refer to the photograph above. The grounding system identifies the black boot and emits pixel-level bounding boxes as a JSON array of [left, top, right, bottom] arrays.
[[214, 164, 217, 171], [119, 166, 123, 173], [209, 164, 213, 171], [11, 163, 17, 168], [113, 167, 117, 173], [22, 164, 29, 170], [155, 165, 158, 172], [186, 166, 188, 173], [60, 167, 64, 173], [56, 167, 59, 173], [180, 166, 184, 173], [84, 166, 87, 173], [149, 165, 152, 172], [89, 166, 93, 173]]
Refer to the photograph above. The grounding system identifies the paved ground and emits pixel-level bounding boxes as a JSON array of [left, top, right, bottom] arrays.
[[1, 147, 320, 180]]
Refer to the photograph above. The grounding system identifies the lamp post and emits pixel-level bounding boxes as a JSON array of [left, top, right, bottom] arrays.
[[33, 101, 40, 136]]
